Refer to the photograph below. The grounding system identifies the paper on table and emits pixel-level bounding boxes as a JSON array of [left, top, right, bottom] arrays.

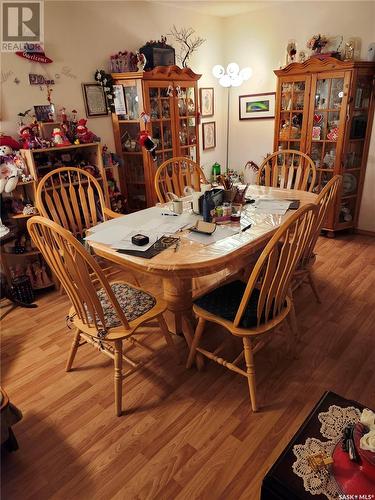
[[254, 199, 291, 215], [111, 231, 159, 252], [185, 225, 239, 245]]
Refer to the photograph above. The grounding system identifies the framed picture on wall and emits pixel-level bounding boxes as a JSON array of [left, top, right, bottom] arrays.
[[82, 83, 108, 117], [239, 92, 276, 120], [200, 87, 214, 117], [202, 121, 216, 150], [34, 105, 54, 122]]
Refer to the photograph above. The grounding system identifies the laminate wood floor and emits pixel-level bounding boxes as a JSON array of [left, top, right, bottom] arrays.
[[1, 234, 375, 500]]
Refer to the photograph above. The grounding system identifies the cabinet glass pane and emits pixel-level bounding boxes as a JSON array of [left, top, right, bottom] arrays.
[[315, 79, 329, 109], [161, 98, 171, 119], [123, 85, 139, 120], [329, 78, 344, 110], [150, 97, 160, 119], [326, 111, 340, 141], [179, 119, 188, 145], [355, 75, 372, 110], [120, 123, 141, 152]]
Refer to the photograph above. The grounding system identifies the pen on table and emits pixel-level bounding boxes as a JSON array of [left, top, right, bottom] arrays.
[[241, 224, 252, 232], [161, 212, 178, 216]]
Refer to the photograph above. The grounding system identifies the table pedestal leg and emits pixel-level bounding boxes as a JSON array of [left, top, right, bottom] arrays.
[[162, 277, 204, 369]]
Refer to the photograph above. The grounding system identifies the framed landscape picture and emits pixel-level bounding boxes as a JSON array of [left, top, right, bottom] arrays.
[[82, 83, 108, 117], [200, 87, 214, 117], [202, 121, 216, 150], [239, 92, 276, 120]]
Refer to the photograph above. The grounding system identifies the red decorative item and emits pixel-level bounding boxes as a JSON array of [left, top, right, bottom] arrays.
[[0, 135, 20, 151], [327, 127, 339, 142], [139, 130, 157, 160], [19, 126, 33, 149], [16, 51, 53, 64], [75, 119, 99, 144]]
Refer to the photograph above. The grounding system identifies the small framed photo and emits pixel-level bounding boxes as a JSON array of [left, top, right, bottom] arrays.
[[34, 104, 55, 122], [202, 121, 216, 150], [239, 92, 276, 120], [82, 83, 108, 117], [200, 87, 214, 117]]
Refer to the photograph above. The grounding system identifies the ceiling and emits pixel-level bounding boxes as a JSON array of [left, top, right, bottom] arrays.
[[152, 1, 276, 17]]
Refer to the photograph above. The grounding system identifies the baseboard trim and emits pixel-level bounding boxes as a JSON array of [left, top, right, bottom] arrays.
[[355, 229, 375, 237]]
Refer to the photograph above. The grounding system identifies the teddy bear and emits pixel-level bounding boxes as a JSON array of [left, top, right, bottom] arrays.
[[75, 119, 99, 143]]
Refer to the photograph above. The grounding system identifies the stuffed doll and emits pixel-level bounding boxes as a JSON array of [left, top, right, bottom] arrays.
[[75, 119, 99, 143], [52, 127, 70, 147], [139, 130, 157, 160], [0, 136, 32, 193]]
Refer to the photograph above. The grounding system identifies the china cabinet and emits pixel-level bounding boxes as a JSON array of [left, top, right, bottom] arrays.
[[274, 58, 375, 235], [111, 66, 201, 211]]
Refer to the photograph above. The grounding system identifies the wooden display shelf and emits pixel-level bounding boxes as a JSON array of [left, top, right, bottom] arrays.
[[9, 213, 35, 219], [4, 250, 41, 256], [28, 142, 100, 153], [274, 58, 375, 234]]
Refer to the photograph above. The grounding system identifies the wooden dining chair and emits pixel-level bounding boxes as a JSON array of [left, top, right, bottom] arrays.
[[257, 150, 316, 192], [36, 166, 139, 285], [27, 216, 176, 416], [154, 157, 208, 203], [292, 175, 342, 303], [186, 203, 318, 412]]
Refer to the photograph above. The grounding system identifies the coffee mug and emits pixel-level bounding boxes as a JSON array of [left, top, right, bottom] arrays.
[[172, 199, 183, 215]]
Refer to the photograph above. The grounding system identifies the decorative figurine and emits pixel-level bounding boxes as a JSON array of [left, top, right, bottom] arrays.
[[344, 41, 354, 61], [286, 40, 297, 64], [136, 52, 147, 71], [75, 119, 99, 143], [52, 127, 70, 146]]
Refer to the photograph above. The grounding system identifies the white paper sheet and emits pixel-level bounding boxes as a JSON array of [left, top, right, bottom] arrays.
[[185, 225, 239, 245], [254, 199, 291, 215]]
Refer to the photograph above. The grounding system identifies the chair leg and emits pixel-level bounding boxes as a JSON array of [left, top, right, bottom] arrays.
[[65, 328, 81, 372], [307, 270, 321, 304], [243, 337, 258, 412], [157, 314, 179, 362], [114, 340, 123, 417], [186, 317, 206, 369], [288, 292, 299, 340]]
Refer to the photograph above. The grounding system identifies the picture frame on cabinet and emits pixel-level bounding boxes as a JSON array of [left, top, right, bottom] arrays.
[[82, 83, 108, 117], [239, 92, 276, 120], [202, 121, 216, 150], [200, 87, 214, 117]]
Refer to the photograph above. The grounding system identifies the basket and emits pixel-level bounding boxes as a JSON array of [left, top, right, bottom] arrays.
[[11, 275, 34, 304]]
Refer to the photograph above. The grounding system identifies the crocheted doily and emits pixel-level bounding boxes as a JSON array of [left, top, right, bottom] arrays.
[[292, 405, 361, 499]]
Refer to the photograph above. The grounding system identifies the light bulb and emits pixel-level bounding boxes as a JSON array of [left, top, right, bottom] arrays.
[[230, 75, 243, 87], [219, 75, 231, 87], [239, 67, 252, 81], [227, 62, 239, 76], [212, 65, 225, 78]]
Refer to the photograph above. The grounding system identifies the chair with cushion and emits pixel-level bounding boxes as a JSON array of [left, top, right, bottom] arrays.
[[292, 175, 342, 303], [27, 216, 175, 416], [36, 166, 138, 284], [155, 157, 208, 203], [257, 150, 316, 192], [186, 203, 318, 412]]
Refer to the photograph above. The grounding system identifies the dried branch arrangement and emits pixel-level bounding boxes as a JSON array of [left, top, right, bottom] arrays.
[[168, 25, 205, 68]]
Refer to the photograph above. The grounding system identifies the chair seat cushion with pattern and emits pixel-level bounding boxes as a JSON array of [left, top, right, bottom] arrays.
[[194, 280, 277, 328], [96, 283, 156, 328]]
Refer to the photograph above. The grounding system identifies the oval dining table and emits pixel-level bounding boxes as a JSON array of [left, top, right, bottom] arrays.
[[89, 185, 317, 352]]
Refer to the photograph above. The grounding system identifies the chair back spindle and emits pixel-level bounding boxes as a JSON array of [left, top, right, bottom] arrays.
[[155, 157, 207, 203], [234, 203, 318, 328], [27, 216, 130, 333], [36, 167, 109, 238], [300, 175, 342, 268], [257, 150, 316, 192]]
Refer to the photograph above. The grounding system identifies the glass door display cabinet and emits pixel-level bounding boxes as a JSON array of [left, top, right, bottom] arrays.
[[274, 58, 375, 236], [111, 66, 201, 210]]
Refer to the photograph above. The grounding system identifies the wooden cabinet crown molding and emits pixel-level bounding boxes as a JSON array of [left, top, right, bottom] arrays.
[[275, 57, 375, 76]]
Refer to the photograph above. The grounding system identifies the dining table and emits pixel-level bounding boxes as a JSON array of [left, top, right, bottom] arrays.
[[88, 185, 317, 350]]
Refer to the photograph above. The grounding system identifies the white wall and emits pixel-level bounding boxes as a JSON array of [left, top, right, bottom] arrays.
[[222, 1, 375, 231], [0, 1, 226, 179]]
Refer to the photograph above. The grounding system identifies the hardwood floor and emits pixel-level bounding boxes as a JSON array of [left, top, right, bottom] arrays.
[[1, 234, 375, 500]]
